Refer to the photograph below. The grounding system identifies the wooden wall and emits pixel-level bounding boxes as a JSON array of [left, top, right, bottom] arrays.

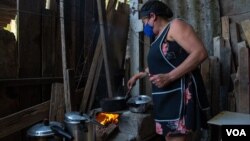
[[0, 0, 129, 140]]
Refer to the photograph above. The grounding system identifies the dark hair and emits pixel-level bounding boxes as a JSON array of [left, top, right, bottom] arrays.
[[140, 0, 173, 19]]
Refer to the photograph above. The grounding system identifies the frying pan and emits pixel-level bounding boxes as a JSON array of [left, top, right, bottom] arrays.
[[100, 88, 131, 112]]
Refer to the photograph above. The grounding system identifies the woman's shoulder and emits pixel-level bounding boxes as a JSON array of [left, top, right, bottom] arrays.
[[170, 18, 190, 28], [167, 18, 194, 41]]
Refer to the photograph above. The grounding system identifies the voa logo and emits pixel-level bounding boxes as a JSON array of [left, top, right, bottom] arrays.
[[226, 129, 246, 136]]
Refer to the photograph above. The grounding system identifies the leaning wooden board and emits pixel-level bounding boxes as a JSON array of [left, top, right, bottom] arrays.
[[237, 41, 250, 114]]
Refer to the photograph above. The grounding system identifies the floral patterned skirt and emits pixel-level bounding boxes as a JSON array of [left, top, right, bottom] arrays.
[[154, 80, 208, 137]]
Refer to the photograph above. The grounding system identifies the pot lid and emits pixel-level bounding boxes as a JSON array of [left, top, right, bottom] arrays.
[[64, 111, 89, 124], [27, 120, 63, 137], [127, 95, 152, 105]]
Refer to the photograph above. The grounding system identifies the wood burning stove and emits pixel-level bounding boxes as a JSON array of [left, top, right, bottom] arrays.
[[91, 108, 157, 141]]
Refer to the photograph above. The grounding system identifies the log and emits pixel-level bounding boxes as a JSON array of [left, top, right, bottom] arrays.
[[96, 123, 118, 141]]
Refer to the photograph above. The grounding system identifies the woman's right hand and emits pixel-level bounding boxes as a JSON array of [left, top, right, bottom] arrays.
[[127, 71, 149, 89], [127, 75, 138, 89]]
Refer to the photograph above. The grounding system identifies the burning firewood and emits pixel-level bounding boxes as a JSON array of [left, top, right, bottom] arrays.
[[96, 123, 118, 141]]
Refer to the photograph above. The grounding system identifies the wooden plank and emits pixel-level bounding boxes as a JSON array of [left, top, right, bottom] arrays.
[[237, 41, 250, 113], [210, 56, 220, 116], [221, 16, 230, 40], [1, 0, 16, 8], [88, 52, 103, 112], [229, 12, 250, 23], [49, 83, 65, 122], [230, 22, 240, 67], [60, 0, 71, 112], [97, 0, 113, 98], [0, 77, 63, 87], [18, 0, 44, 111], [219, 0, 250, 16], [0, 10, 16, 17], [18, 0, 43, 77], [41, 9, 54, 77], [0, 101, 50, 138], [66, 69, 76, 110], [240, 19, 250, 47], [80, 36, 102, 113], [213, 36, 231, 110], [228, 73, 237, 112], [222, 16, 236, 72], [41, 9, 55, 101]]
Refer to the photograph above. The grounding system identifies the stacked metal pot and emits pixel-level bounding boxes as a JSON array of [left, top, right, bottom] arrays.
[[27, 112, 103, 141]]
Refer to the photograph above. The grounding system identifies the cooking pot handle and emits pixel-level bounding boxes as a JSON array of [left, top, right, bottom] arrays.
[[51, 125, 73, 140]]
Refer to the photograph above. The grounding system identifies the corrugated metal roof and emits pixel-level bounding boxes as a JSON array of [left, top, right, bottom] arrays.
[[163, 0, 221, 55]]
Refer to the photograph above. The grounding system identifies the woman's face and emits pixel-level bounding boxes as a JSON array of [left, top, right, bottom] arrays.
[[142, 16, 149, 25], [142, 13, 156, 26]]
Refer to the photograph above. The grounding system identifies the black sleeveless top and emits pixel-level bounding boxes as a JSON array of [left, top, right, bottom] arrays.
[[147, 22, 209, 122]]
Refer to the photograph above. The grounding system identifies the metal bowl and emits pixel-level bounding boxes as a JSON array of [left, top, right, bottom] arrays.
[[127, 95, 152, 113]]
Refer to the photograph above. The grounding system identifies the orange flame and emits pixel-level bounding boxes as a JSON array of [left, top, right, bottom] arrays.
[[96, 112, 119, 125]]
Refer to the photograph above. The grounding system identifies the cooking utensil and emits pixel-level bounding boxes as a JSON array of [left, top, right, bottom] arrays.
[[64, 111, 104, 141], [27, 119, 73, 141], [127, 95, 152, 113], [100, 88, 132, 112]]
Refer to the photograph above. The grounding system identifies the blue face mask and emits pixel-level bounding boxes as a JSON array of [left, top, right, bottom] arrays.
[[143, 24, 154, 38]]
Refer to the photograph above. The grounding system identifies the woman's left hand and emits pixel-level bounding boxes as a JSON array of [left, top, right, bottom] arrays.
[[149, 73, 172, 88]]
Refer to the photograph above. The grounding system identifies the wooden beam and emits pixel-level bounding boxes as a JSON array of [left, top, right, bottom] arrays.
[[0, 101, 50, 138], [97, 0, 113, 98], [0, 11, 16, 19], [60, 0, 71, 112], [0, 77, 63, 87], [1, 0, 17, 8]]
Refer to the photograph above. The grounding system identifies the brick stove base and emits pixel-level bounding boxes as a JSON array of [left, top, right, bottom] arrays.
[[95, 109, 157, 141]]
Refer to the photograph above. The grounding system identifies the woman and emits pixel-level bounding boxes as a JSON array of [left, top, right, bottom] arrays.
[[127, 1, 210, 141]]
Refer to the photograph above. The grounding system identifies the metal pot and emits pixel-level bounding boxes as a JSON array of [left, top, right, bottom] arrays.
[[100, 89, 131, 112], [127, 95, 152, 113], [64, 111, 103, 141], [27, 119, 73, 141], [100, 96, 127, 112]]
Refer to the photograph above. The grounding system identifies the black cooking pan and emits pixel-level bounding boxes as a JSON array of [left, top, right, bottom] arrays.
[[100, 88, 131, 112]]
